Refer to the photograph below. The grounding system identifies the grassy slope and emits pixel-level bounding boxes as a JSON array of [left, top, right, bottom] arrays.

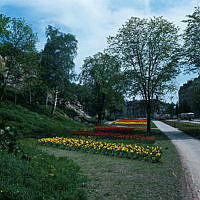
[[0, 101, 87, 138], [0, 101, 90, 199]]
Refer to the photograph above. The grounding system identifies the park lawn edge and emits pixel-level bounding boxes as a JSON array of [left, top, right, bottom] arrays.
[[164, 120, 200, 140]]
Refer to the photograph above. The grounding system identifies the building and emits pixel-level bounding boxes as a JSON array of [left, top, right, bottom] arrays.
[[121, 99, 170, 119], [179, 76, 200, 117], [124, 100, 146, 118]]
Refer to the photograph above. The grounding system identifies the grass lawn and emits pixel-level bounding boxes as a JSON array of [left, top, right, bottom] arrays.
[[0, 141, 87, 200], [35, 121, 186, 200], [0, 102, 187, 199], [164, 120, 200, 140]]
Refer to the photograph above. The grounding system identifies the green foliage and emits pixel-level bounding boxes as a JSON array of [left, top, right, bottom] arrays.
[[183, 6, 200, 72], [41, 25, 78, 114], [41, 25, 77, 89], [0, 16, 38, 101], [108, 16, 181, 133], [108, 16, 181, 99], [0, 126, 30, 161], [0, 14, 10, 39], [0, 145, 87, 200], [0, 101, 86, 138], [0, 13, 10, 79], [80, 52, 124, 122], [0, 126, 20, 153]]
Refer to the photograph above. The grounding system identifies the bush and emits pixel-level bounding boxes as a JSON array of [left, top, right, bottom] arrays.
[[0, 126, 30, 160]]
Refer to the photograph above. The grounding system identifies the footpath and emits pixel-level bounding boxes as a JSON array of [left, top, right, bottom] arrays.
[[154, 121, 200, 200]]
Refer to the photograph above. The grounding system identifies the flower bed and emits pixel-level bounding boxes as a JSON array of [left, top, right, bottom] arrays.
[[93, 126, 146, 131], [73, 130, 156, 140], [114, 121, 147, 125], [117, 119, 147, 122], [38, 137, 162, 163]]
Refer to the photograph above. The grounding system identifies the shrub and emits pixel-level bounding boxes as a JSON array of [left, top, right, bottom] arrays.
[[0, 126, 30, 160]]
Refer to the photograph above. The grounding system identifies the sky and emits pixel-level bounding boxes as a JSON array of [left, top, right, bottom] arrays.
[[0, 0, 200, 102]]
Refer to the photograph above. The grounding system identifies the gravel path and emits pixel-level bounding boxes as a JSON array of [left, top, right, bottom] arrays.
[[154, 120, 200, 200]]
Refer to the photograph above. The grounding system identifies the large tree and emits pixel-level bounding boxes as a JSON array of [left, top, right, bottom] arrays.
[[108, 17, 181, 134], [80, 52, 124, 124], [22, 52, 43, 105], [183, 6, 200, 73], [0, 14, 10, 40], [0, 14, 10, 94], [41, 25, 77, 115], [0, 17, 37, 101]]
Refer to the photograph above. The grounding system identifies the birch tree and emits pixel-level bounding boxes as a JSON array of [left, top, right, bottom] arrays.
[[41, 25, 77, 115]]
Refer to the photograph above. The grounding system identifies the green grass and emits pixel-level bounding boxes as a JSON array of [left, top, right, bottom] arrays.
[[0, 142, 87, 200], [35, 128, 186, 200], [36, 121, 186, 199], [164, 120, 200, 140], [0, 101, 87, 138], [0, 101, 186, 199]]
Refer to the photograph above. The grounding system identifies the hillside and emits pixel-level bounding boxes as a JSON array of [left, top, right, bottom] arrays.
[[0, 101, 89, 138]]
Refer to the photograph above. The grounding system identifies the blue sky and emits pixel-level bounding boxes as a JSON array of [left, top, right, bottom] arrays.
[[0, 0, 199, 102]]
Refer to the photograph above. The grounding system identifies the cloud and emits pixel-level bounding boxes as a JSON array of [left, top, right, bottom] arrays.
[[0, 0, 198, 76]]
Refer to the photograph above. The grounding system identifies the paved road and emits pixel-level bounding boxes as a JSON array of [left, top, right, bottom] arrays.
[[154, 121, 200, 199]]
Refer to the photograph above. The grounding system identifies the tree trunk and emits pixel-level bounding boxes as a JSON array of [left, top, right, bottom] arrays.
[[51, 91, 58, 115], [29, 90, 32, 105], [0, 83, 6, 101], [97, 93, 105, 125], [45, 91, 49, 108], [1, 70, 10, 102], [146, 100, 151, 135], [97, 111, 102, 125], [14, 92, 17, 105]]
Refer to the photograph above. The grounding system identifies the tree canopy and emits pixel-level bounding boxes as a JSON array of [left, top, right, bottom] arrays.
[[108, 16, 181, 133], [183, 6, 200, 73], [0, 16, 38, 101], [80, 52, 124, 123], [41, 25, 78, 114]]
